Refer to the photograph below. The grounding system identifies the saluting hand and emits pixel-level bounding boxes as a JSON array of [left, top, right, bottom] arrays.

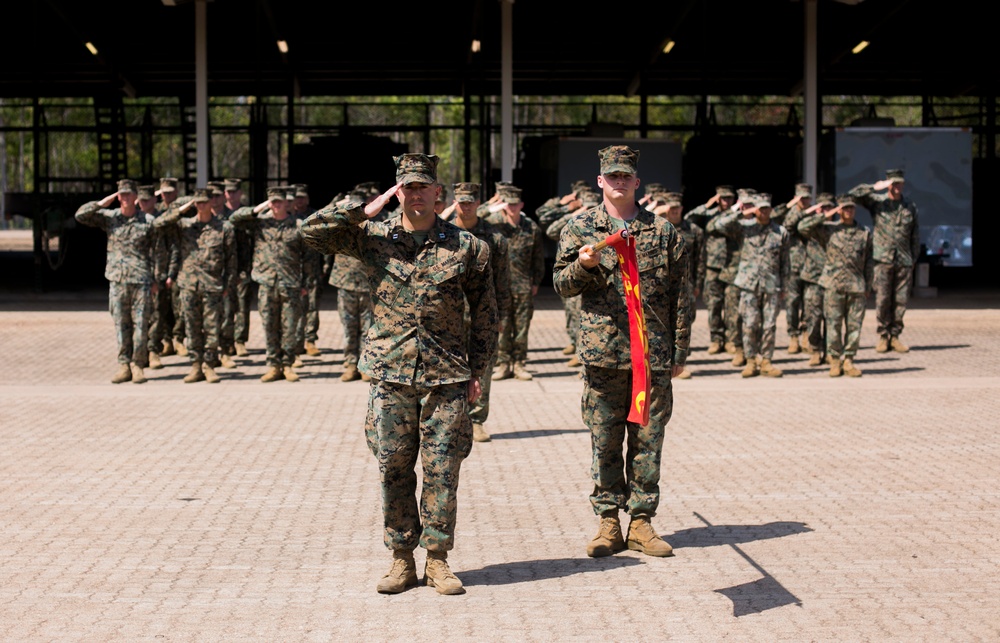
[[365, 182, 401, 218], [873, 179, 893, 191]]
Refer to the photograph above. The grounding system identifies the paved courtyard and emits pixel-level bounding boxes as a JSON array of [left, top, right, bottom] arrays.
[[1, 288, 999, 641]]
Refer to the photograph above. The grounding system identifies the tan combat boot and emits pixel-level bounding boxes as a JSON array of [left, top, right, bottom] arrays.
[[424, 551, 465, 595], [759, 359, 783, 378], [174, 339, 189, 357], [183, 362, 205, 383], [562, 343, 576, 355], [203, 363, 221, 383], [842, 358, 863, 377], [801, 339, 813, 354], [283, 365, 300, 382], [875, 335, 890, 353], [731, 349, 746, 367], [340, 364, 361, 382], [161, 339, 176, 356], [305, 341, 321, 357], [493, 362, 512, 381], [724, 341, 737, 355], [292, 356, 304, 368], [148, 352, 163, 370], [376, 550, 418, 594], [675, 367, 692, 380], [829, 357, 843, 377], [890, 336, 909, 353], [626, 516, 674, 557], [111, 364, 132, 384], [512, 361, 533, 381], [472, 422, 491, 443], [219, 353, 237, 369], [260, 366, 283, 383], [707, 340, 723, 355], [586, 514, 626, 558], [130, 363, 147, 384], [741, 360, 759, 378], [788, 336, 801, 354], [565, 354, 582, 368], [808, 352, 823, 367], [234, 342, 248, 357]]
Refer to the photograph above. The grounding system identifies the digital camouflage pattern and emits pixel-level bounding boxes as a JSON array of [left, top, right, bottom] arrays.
[[364, 380, 472, 551], [774, 202, 810, 339], [296, 205, 324, 345], [147, 210, 176, 353], [230, 207, 310, 367], [75, 202, 157, 366], [227, 208, 257, 347], [337, 289, 372, 366], [673, 218, 706, 330], [300, 201, 498, 386], [690, 203, 741, 346], [849, 184, 920, 338], [495, 214, 544, 365], [709, 212, 790, 360], [598, 145, 639, 175]]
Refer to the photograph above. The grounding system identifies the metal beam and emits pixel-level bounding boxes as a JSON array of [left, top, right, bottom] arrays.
[[500, 0, 513, 182], [195, 0, 209, 185], [804, 0, 818, 189]]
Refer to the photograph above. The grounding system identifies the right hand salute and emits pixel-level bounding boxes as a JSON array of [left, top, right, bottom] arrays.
[[364, 182, 401, 218], [98, 193, 119, 207]]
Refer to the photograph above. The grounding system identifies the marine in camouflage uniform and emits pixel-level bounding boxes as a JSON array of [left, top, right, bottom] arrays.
[[156, 177, 186, 356], [327, 187, 376, 383], [490, 184, 544, 381], [798, 194, 874, 377], [849, 169, 920, 353], [204, 182, 238, 368], [301, 154, 497, 596], [654, 191, 705, 380], [231, 186, 310, 382], [75, 179, 157, 384], [136, 185, 172, 370], [799, 193, 836, 366], [771, 183, 812, 353], [554, 145, 689, 559], [154, 188, 238, 383], [223, 178, 255, 357], [292, 184, 324, 358], [709, 194, 789, 378], [685, 185, 737, 354], [537, 180, 592, 357], [452, 181, 511, 443]]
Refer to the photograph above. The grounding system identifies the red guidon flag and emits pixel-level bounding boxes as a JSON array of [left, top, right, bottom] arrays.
[[604, 229, 650, 426]]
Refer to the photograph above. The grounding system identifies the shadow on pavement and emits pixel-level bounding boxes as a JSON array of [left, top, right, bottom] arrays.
[[459, 556, 643, 587], [909, 344, 971, 352], [668, 521, 813, 548], [491, 428, 589, 440]]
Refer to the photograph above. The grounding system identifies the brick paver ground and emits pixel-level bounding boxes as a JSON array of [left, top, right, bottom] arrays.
[[2, 288, 999, 641]]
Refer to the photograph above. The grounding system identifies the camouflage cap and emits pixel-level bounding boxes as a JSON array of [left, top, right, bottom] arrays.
[[664, 191, 684, 207], [837, 194, 857, 207], [394, 153, 439, 185], [266, 186, 287, 201], [117, 178, 137, 194], [644, 182, 665, 195], [435, 184, 447, 203], [571, 179, 592, 194], [158, 177, 178, 192], [737, 188, 757, 202], [206, 181, 225, 197], [354, 181, 381, 197], [453, 182, 481, 203], [348, 188, 368, 202], [137, 184, 156, 200], [293, 183, 309, 197], [191, 188, 211, 203], [284, 186, 297, 200], [223, 178, 242, 191], [794, 183, 813, 197], [886, 168, 905, 183], [816, 192, 835, 206], [715, 185, 736, 198], [580, 190, 601, 208], [755, 193, 773, 209], [598, 145, 639, 175], [497, 184, 523, 204]]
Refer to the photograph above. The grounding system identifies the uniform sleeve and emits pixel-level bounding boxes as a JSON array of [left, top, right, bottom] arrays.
[[666, 227, 691, 366], [465, 239, 498, 382], [224, 224, 238, 293], [693, 225, 707, 293], [536, 198, 569, 230], [492, 235, 512, 323], [779, 228, 791, 291], [300, 202, 368, 259], [864, 229, 875, 293], [848, 184, 878, 213], [797, 213, 825, 240], [152, 205, 182, 229], [74, 202, 110, 230], [553, 218, 606, 298], [545, 211, 573, 242], [683, 204, 714, 229], [228, 206, 260, 230], [706, 211, 740, 239], [531, 224, 545, 288], [910, 203, 921, 263]]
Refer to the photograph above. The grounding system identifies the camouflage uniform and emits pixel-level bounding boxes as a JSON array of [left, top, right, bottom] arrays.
[[230, 204, 309, 368], [800, 193, 835, 354], [147, 203, 176, 356], [493, 189, 545, 367], [686, 196, 734, 347], [154, 203, 238, 367], [213, 203, 238, 356], [230, 210, 255, 347], [538, 190, 587, 349], [293, 187, 323, 351], [772, 185, 812, 342], [553, 191, 690, 518], [75, 191, 157, 369], [709, 204, 790, 363], [158, 191, 189, 347], [328, 254, 372, 367], [849, 173, 920, 341], [799, 205, 874, 360], [302, 155, 497, 554], [672, 217, 706, 331]]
